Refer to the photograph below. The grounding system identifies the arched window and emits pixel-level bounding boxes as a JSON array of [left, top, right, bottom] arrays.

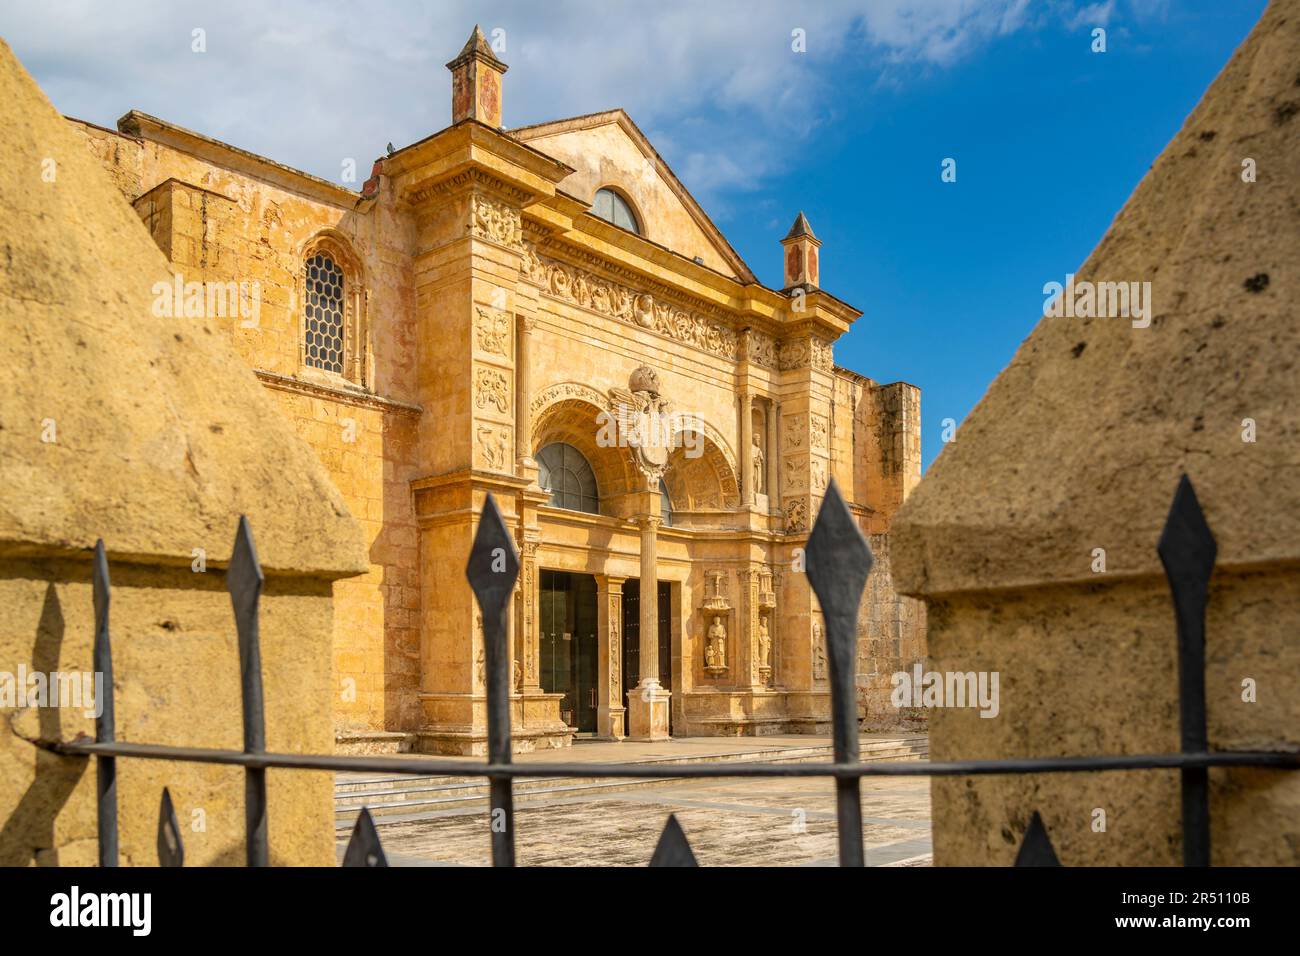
[[537, 443, 600, 514], [660, 479, 674, 527], [591, 188, 640, 235], [304, 252, 345, 374], [301, 234, 367, 386]]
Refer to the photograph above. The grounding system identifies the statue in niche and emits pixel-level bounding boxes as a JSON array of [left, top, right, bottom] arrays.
[[705, 615, 728, 674], [757, 613, 772, 678], [752, 433, 765, 495]]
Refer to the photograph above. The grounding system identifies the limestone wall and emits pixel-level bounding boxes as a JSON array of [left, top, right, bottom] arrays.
[[70, 118, 423, 741], [1, 559, 337, 866]]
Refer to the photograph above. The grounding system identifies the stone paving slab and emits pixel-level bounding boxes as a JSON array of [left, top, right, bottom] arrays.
[[337, 774, 932, 867]]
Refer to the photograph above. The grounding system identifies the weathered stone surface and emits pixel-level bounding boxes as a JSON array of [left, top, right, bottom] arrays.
[[0, 41, 367, 575], [891, 0, 1299, 865], [0, 38, 365, 866]]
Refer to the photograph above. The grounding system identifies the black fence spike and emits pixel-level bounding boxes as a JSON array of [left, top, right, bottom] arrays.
[[466, 493, 520, 867], [1014, 811, 1061, 866], [91, 539, 118, 868], [228, 516, 269, 867], [649, 814, 698, 867], [342, 808, 388, 867], [1158, 474, 1216, 867], [804, 479, 873, 867], [157, 787, 184, 867]]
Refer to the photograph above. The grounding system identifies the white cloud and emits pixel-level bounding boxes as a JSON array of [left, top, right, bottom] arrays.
[[0, 0, 1113, 215]]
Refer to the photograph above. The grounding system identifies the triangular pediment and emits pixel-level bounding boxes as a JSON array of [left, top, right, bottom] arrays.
[[510, 109, 754, 281]]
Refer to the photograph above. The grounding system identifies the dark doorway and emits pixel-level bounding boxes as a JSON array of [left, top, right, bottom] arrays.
[[622, 579, 672, 734], [539, 571, 598, 733]]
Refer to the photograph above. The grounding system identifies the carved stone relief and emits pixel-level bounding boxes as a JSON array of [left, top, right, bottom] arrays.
[[785, 497, 808, 533], [784, 414, 805, 450], [475, 367, 510, 414], [476, 423, 511, 471], [475, 305, 511, 356], [470, 194, 523, 249], [521, 241, 776, 366], [810, 414, 828, 450]]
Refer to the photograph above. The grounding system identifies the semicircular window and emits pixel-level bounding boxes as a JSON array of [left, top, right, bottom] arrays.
[[537, 442, 600, 514], [591, 188, 640, 235]]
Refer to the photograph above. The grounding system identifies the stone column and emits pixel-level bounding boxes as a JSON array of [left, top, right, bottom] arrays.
[[740, 390, 754, 507], [517, 539, 541, 693], [766, 399, 779, 507], [626, 485, 670, 740], [514, 314, 534, 467], [596, 575, 626, 739]]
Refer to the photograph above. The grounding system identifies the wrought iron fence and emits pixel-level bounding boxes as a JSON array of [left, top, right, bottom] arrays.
[[40, 475, 1299, 867]]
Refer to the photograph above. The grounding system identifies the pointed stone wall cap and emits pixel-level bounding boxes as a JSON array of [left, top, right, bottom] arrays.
[[447, 24, 507, 72], [0, 39, 368, 577], [891, 1, 1300, 598], [783, 211, 817, 242]]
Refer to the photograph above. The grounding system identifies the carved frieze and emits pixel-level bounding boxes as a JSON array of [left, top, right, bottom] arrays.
[[810, 337, 834, 372], [520, 241, 779, 367], [470, 194, 523, 249], [778, 340, 809, 371]]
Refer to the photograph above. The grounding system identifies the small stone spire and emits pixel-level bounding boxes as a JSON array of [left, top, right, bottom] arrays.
[[447, 25, 508, 128], [781, 211, 821, 289]]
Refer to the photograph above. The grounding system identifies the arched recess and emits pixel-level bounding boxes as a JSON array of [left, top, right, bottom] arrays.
[[662, 426, 740, 514], [531, 392, 641, 516], [298, 229, 368, 386]]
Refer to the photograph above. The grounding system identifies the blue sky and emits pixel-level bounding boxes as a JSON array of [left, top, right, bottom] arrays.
[[0, 0, 1269, 467]]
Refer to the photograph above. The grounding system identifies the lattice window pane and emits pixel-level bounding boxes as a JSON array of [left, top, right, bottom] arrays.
[[303, 252, 345, 373]]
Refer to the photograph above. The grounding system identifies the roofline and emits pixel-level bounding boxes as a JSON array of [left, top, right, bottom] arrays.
[[509, 108, 758, 285], [115, 110, 367, 210]]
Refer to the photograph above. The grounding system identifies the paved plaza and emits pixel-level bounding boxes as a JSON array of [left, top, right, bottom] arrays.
[[335, 736, 932, 867]]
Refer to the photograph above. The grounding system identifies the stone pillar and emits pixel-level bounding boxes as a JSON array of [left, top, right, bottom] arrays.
[[740, 390, 754, 508], [515, 314, 534, 467], [517, 539, 542, 693], [627, 488, 670, 740], [596, 575, 626, 739], [766, 399, 779, 508]]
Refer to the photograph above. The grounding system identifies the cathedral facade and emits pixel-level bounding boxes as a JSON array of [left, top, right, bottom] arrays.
[[73, 27, 925, 755]]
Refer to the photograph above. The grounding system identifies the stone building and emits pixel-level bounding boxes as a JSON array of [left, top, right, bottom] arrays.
[[71, 27, 924, 755]]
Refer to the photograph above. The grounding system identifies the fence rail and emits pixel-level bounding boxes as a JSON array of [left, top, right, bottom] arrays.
[[40, 475, 1299, 866]]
